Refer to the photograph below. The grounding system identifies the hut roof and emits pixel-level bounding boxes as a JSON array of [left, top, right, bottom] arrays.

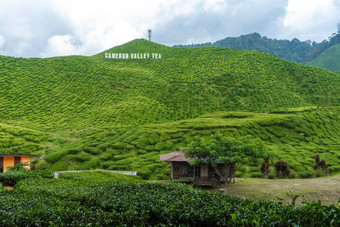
[[0, 154, 36, 157], [160, 151, 192, 162]]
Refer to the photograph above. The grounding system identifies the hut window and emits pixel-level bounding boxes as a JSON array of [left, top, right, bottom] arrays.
[[179, 164, 188, 175], [201, 165, 209, 177], [14, 156, 21, 165]]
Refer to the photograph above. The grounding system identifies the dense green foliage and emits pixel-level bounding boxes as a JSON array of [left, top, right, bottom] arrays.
[[40, 108, 340, 179], [308, 43, 340, 72], [0, 122, 50, 155], [1, 39, 339, 131], [187, 134, 268, 166], [0, 171, 337, 226], [175, 33, 340, 67], [176, 33, 313, 63], [187, 134, 269, 183], [0, 39, 339, 178], [0, 168, 53, 186], [305, 34, 340, 63]]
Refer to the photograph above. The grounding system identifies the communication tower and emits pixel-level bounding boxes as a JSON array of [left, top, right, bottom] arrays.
[[147, 29, 152, 41], [337, 23, 340, 34]]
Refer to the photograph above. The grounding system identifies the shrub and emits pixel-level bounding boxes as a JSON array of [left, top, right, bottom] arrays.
[[154, 142, 165, 151], [314, 168, 327, 178], [137, 168, 152, 179], [249, 166, 260, 173], [99, 152, 113, 161], [6, 162, 29, 172], [328, 165, 340, 173], [165, 140, 174, 149], [274, 160, 291, 178], [159, 133, 171, 141], [112, 142, 130, 149], [5, 171, 339, 226], [260, 158, 270, 178], [299, 171, 314, 178], [234, 171, 244, 177], [238, 166, 247, 173], [45, 150, 68, 163], [136, 150, 147, 155], [268, 171, 276, 179], [0, 171, 31, 186], [144, 145, 154, 151], [35, 160, 51, 170], [148, 133, 160, 144], [250, 172, 263, 178], [77, 159, 101, 170], [52, 160, 69, 171], [156, 174, 169, 180], [78, 152, 93, 161], [101, 161, 115, 169], [313, 154, 329, 176], [83, 146, 101, 155], [0, 169, 53, 186]]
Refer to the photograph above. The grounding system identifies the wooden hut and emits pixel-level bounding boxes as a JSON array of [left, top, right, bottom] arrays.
[[160, 151, 235, 186], [0, 154, 35, 173]]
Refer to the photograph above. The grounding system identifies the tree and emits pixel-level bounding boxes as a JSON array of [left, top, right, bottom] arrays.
[[185, 133, 271, 194], [261, 158, 270, 179], [313, 154, 329, 176], [274, 160, 291, 178]]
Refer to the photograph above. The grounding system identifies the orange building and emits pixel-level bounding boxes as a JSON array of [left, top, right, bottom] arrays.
[[0, 154, 35, 173]]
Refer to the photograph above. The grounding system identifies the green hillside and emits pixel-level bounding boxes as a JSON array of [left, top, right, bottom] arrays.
[[0, 122, 50, 155], [40, 107, 340, 179], [0, 39, 339, 178], [307, 43, 340, 72], [176, 33, 340, 66], [175, 33, 313, 64]]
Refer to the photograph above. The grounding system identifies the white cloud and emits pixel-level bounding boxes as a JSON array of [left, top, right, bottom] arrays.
[[0, 0, 339, 57], [202, 0, 227, 12], [154, 0, 288, 45], [0, 35, 5, 49], [0, 0, 70, 57], [41, 35, 78, 57], [40, 0, 162, 56], [283, 0, 340, 41]]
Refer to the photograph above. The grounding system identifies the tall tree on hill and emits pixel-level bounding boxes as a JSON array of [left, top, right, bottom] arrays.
[[185, 133, 271, 194]]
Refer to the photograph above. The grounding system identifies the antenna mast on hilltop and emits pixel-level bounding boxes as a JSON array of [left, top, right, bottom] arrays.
[[147, 29, 152, 41], [337, 23, 340, 34]]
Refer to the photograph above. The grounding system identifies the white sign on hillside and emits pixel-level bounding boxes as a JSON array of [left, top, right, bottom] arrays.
[[105, 53, 161, 59]]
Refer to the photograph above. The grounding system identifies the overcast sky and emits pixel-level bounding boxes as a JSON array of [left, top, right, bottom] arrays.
[[0, 0, 339, 58]]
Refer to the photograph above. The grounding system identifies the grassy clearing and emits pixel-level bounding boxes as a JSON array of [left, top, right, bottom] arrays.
[[208, 174, 340, 205]]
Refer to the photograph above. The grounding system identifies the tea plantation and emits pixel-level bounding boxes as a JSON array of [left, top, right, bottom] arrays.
[[308, 42, 340, 72], [0, 39, 340, 179], [39, 107, 340, 179], [0, 171, 338, 226]]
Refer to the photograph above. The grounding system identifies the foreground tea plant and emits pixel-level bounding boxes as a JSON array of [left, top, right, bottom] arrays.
[[0, 172, 338, 226]]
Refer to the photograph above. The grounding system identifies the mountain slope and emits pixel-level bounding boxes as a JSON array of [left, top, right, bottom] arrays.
[[1, 39, 339, 131], [175, 33, 340, 66], [307, 43, 340, 72], [41, 107, 340, 179], [0, 39, 339, 177], [175, 33, 313, 64]]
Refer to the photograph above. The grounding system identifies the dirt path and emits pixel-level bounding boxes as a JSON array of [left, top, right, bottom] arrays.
[[216, 174, 340, 205]]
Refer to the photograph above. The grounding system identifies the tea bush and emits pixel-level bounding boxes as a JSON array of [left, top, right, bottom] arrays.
[[0, 169, 53, 187], [1, 40, 339, 179], [0, 172, 337, 226]]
